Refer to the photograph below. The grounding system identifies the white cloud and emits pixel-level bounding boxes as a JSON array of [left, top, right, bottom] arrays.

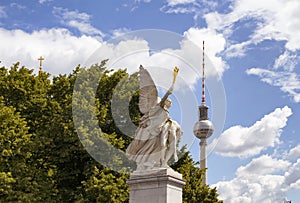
[[213, 106, 292, 158], [246, 68, 300, 103], [53, 7, 104, 38], [214, 173, 286, 202], [0, 6, 7, 18], [111, 28, 132, 38], [160, 0, 200, 14], [212, 134, 300, 202], [89, 38, 201, 89], [213, 154, 300, 202], [202, 0, 300, 103], [134, 0, 152, 3], [205, 0, 300, 53], [183, 27, 227, 77], [39, 0, 53, 4], [67, 20, 103, 37], [85, 28, 227, 91], [161, 0, 300, 104], [161, 0, 218, 15], [290, 179, 300, 189], [288, 145, 300, 161], [53, 7, 90, 22], [0, 28, 101, 75], [236, 155, 291, 177], [0, 27, 226, 88], [166, 0, 196, 6], [162, 6, 196, 14], [284, 159, 300, 189], [248, 50, 300, 102], [10, 3, 26, 10], [224, 41, 251, 58], [274, 51, 298, 71]]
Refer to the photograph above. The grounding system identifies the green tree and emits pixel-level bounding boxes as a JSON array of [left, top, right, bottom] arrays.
[[47, 68, 90, 202], [77, 166, 129, 203], [0, 64, 58, 202], [0, 97, 58, 202], [0, 98, 30, 202], [71, 62, 133, 202]]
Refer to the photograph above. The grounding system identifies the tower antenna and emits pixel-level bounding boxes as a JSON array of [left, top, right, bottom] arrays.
[[202, 40, 205, 105]]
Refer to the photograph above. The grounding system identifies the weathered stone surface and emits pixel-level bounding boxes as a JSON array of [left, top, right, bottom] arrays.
[[127, 168, 185, 203]]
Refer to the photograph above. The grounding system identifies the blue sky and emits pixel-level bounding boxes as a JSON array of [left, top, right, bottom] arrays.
[[1, 0, 300, 202]]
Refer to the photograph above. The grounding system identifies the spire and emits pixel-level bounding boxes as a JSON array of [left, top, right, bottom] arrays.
[[202, 40, 206, 105], [38, 56, 44, 76]]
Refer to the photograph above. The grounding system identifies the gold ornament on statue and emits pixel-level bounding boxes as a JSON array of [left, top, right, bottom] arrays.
[[172, 66, 179, 86]]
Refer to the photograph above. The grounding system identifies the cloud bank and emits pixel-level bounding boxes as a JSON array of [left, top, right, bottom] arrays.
[[246, 68, 300, 103], [52, 7, 105, 39], [211, 106, 299, 202], [0, 26, 227, 88], [212, 106, 292, 158], [213, 147, 300, 202], [0, 28, 101, 75]]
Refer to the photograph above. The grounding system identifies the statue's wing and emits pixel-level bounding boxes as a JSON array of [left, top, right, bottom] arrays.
[[138, 65, 158, 114]]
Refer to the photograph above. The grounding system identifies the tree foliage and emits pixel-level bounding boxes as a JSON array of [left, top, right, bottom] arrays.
[[0, 61, 222, 202], [172, 148, 223, 203]]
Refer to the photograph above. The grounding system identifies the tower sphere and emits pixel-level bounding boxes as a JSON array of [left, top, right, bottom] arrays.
[[193, 120, 214, 139]]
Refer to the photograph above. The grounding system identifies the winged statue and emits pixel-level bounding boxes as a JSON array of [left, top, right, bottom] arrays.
[[126, 65, 182, 171]]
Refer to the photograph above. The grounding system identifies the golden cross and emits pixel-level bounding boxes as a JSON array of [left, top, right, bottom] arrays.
[[38, 56, 44, 76], [38, 56, 44, 67]]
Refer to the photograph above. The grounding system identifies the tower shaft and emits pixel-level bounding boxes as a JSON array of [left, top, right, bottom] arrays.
[[200, 138, 207, 186]]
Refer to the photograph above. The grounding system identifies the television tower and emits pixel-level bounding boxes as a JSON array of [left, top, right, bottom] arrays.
[[193, 41, 214, 186]]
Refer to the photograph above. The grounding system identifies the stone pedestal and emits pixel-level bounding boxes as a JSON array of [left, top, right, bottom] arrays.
[[127, 168, 185, 203]]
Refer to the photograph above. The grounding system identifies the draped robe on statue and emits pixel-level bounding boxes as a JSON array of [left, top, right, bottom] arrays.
[[126, 102, 170, 168]]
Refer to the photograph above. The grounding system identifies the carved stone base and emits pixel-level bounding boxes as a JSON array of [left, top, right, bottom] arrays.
[[127, 168, 185, 203]]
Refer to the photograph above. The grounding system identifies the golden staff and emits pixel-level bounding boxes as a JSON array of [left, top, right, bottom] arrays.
[[172, 66, 179, 86]]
